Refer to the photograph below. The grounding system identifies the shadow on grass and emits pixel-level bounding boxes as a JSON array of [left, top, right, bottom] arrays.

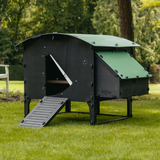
[[47, 108, 160, 128]]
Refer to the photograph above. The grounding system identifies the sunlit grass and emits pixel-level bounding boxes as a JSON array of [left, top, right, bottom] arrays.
[[149, 84, 160, 93], [0, 101, 160, 159], [0, 82, 160, 159], [0, 81, 24, 92]]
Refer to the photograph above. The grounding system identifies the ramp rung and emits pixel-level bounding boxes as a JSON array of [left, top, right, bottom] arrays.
[[29, 117, 46, 120], [19, 96, 68, 128], [33, 111, 51, 115], [36, 109, 53, 113], [20, 123, 41, 127], [28, 115, 48, 118]]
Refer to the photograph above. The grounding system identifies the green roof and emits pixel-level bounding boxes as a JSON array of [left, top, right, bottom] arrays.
[[96, 51, 151, 79], [66, 33, 140, 47], [16, 33, 140, 48]]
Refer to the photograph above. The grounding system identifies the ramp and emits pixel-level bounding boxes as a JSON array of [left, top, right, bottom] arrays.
[[19, 96, 68, 128]]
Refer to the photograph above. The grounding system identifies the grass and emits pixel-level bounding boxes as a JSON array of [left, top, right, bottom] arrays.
[[0, 81, 24, 92], [0, 81, 160, 159], [0, 100, 160, 159]]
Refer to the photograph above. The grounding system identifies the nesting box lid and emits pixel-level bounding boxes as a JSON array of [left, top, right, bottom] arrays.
[[97, 51, 151, 79]]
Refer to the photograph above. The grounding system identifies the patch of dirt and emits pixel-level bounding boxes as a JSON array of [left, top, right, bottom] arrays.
[[0, 94, 39, 103], [0, 95, 23, 102]]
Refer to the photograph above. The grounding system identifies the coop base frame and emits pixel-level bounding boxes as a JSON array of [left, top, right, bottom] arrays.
[[59, 111, 131, 125], [23, 96, 132, 126], [60, 96, 132, 125]]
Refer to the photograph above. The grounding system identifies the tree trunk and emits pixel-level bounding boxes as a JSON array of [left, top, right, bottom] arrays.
[[118, 0, 135, 57]]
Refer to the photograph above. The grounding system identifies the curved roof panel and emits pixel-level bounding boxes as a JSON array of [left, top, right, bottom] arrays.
[[15, 33, 140, 48], [66, 33, 140, 47]]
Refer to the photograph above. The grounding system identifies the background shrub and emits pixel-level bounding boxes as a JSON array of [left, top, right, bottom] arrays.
[[0, 65, 23, 80]]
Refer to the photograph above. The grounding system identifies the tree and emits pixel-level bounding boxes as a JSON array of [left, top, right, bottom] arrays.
[[118, 0, 134, 42], [92, 0, 120, 36], [0, 0, 12, 63], [25, 0, 97, 36], [0, 27, 12, 63], [2, 0, 31, 65], [1, 0, 97, 64], [0, 0, 11, 31], [140, 0, 160, 9], [140, 0, 160, 29], [92, 0, 160, 68], [118, 0, 135, 57]]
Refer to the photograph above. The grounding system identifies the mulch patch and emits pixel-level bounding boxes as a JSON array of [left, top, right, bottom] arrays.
[[0, 94, 39, 103]]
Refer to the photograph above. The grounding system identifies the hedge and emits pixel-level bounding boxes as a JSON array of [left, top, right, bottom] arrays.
[[0, 65, 24, 80]]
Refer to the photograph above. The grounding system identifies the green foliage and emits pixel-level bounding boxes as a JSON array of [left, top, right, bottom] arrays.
[[0, 0, 97, 64], [0, 0, 10, 21], [92, 0, 120, 36], [92, 0, 160, 68], [9, 65, 24, 80], [149, 63, 160, 83], [0, 65, 24, 80], [0, 27, 12, 61], [133, 3, 160, 68], [25, 0, 97, 35], [2, 0, 30, 65], [140, 0, 160, 9]]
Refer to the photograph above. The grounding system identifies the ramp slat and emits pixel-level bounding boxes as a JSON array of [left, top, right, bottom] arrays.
[[19, 96, 68, 128]]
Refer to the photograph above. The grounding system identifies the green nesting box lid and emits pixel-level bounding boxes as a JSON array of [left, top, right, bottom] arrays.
[[97, 51, 151, 79], [66, 33, 140, 47]]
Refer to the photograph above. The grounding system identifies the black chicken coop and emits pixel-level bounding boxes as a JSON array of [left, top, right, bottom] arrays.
[[14, 33, 151, 128]]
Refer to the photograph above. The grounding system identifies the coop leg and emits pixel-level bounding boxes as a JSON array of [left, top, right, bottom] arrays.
[[88, 101, 98, 125], [96, 100, 100, 115], [24, 96, 31, 117], [127, 97, 132, 118], [65, 100, 71, 112]]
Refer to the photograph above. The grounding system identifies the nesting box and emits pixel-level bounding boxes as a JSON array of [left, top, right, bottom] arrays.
[[14, 33, 151, 128]]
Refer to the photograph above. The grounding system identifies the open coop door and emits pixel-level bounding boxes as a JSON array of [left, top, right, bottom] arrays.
[[45, 54, 73, 96]]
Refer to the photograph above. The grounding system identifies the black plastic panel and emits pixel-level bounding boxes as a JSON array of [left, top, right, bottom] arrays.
[[95, 54, 120, 98], [24, 38, 46, 99], [23, 35, 94, 101], [47, 36, 94, 102], [120, 78, 149, 97]]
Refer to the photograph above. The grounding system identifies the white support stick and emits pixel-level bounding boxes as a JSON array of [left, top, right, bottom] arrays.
[[50, 54, 73, 86]]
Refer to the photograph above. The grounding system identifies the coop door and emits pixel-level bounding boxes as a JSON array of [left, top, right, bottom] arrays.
[[45, 55, 72, 96]]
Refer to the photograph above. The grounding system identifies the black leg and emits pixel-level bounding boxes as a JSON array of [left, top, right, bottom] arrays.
[[127, 97, 132, 117], [88, 101, 97, 125], [96, 100, 100, 115], [24, 96, 31, 117], [65, 100, 71, 112]]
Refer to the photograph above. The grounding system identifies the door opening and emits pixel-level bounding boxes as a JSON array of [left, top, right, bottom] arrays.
[[45, 55, 72, 95]]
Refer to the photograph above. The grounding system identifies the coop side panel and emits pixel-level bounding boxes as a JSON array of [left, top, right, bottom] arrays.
[[95, 55, 120, 98], [24, 38, 46, 99], [51, 36, 94, 102], [120, 78, 149, 98]]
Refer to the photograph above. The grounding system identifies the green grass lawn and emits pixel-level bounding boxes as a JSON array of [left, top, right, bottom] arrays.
[[0, 81, 160, 159], [0, 81, 24, 92], [0, 100, 160, 159]]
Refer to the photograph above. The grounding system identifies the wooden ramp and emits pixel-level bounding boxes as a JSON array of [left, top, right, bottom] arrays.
[[19, 96, 68, 128]]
